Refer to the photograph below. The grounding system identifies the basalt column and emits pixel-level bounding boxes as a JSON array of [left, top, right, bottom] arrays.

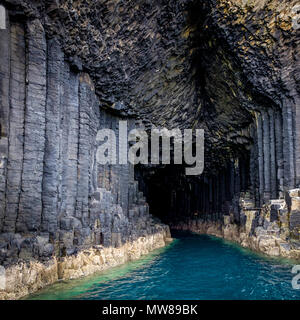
[[295, 96, 300, 187], [262, 111, 271, 201], [0, 8, 10, 231], [282, 100, 296, 190], [2, 22, 25, 233], [275, 110, 284, 198], [256, 113, 264, 205], [253, 107, 291, 203], [268, 109, 277, 200]]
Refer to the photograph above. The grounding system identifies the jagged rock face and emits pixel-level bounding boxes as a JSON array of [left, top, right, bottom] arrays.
[[5, 0, 200, 127], [3, 0, 299, 170], [172, 190, 300, 259], [0, 0, 299, 267], [207, 0, 299, 104], [201, 0, 300, 172], [0, 14, 168, 268]]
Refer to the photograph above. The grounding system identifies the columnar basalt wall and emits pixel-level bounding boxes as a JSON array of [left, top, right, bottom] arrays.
[[203, 0, 300, 187], [249, 106, 297, 204], [0, 0, 299, 298], [135, 0, 300, 258], [0, 8, 170, 299]]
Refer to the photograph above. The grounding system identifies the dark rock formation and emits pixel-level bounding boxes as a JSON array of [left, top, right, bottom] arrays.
[[0, 13, 168, 271], [0, 0, 299, 297]]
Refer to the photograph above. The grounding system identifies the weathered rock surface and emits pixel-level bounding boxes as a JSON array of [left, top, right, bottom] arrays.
[[172, 190, 300, 260], [0, 230, 171, 300], [0, 0, 299, 298], [0, 8, 171, 299], [2, 0, 297, 170]]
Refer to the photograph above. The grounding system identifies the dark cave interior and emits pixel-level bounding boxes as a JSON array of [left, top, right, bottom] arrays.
[[135, 153, 251, 225]]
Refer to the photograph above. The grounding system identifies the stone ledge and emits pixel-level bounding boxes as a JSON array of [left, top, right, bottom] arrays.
[[0, 226, 171, 300]]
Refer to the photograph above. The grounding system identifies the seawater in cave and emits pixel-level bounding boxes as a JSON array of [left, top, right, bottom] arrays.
[[0, 0, 299, 301], [27, 233, 300, 300]]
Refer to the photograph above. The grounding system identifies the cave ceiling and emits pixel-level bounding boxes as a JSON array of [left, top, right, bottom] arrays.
[[5, 0, 299, 171]]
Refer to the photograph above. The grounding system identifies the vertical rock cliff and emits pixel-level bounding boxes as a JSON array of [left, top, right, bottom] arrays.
[[0, 5, 170, 299]]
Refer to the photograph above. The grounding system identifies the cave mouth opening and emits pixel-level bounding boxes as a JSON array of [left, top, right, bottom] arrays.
[[134, 151, 251, 226], [130, 0, 292, 229], [125, 0, 261, 228]]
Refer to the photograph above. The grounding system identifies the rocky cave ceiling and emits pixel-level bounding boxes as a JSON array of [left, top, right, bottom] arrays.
[[5, 0, 300, 171]]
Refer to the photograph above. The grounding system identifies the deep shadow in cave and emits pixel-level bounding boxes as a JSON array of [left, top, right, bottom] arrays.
[[135, 153, 251, 225]]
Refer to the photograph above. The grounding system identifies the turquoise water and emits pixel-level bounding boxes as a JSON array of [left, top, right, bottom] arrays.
[[27, 232, 300, 300]]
